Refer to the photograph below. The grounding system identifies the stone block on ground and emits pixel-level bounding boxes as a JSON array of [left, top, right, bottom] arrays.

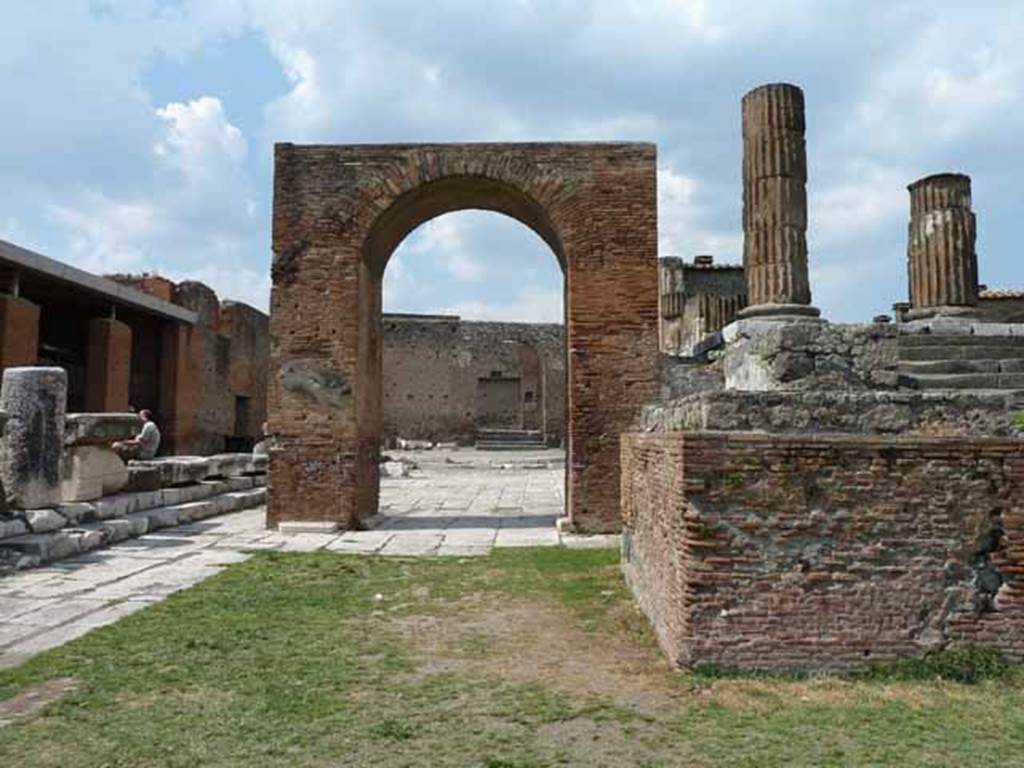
[[129, 457, 211, 487], [92, 490, 161, 521], [56, 503, 93, 525], [68, 528, 105, 554], [0, 367, 67, 509], [24, 508, 66, 534], [123, 465, 162, 492], [278, 520, 338, 534], [380, 461, 411, 478], [89, 518, 145, 544], [0, 531, 81, 564], [0, 517, 28, 540], [205, 453, 267, 478], [138, 506, 186, 531], [63, 413, 139, 446], [61, 446, 129, 502]]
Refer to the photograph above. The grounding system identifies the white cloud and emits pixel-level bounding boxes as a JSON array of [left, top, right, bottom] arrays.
[[845, 22, 1023, 152], [657, 166, 741, 261], [51, 193, 164, 274], [154, 96, 247, 186], [48, 94, 264, 307], [0, 217, 26, 245], [6, 0, 1024, 326], [810, 160, 907, 249], [442, 287, 563, 324], [397, 215, 485, 282]]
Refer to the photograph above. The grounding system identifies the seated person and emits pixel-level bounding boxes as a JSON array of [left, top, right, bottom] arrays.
[[253, 422, 272, 456], [113, 409, 161, 460]]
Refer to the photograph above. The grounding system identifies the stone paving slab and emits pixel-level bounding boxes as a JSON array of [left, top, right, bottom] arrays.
[[0, 450, 618, 670]]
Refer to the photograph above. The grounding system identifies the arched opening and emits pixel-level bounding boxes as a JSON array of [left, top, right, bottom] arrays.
[[267, 142, 660, 534], [368, 195, 568, 532]]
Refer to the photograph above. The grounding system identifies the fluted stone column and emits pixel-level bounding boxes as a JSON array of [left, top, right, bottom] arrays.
[[906, 173, 978, 319], [739, 83, 820, 319]]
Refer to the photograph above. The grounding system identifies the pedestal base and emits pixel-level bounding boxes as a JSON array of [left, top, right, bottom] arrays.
[[737, 303, 821, 320], [903, 305, 979, 322]]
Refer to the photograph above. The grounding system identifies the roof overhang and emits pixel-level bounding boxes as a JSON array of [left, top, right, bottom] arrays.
[[0, 239, 197, 324]]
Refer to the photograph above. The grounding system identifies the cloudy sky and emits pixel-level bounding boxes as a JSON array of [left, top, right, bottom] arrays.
[[2, 1, 1022, 323]]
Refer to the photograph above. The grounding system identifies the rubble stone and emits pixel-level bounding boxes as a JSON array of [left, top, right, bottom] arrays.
[[24, 508, 66, 534]]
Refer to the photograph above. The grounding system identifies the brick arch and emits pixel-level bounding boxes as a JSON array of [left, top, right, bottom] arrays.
[[268, 142, 659, 533], [363, 175, 567, 274]]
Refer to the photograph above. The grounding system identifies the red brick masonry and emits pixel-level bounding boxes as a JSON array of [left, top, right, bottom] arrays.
[[269, 143, 660, 532], [621, 431, 1024, 672]]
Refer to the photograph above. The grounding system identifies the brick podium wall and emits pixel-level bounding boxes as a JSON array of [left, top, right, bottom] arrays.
[[621, 431, 1024, 672]]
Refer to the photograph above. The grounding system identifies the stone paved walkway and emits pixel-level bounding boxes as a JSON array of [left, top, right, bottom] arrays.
[[0, 449, 617, 670]]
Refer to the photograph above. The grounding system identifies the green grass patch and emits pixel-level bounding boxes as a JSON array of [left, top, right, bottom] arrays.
[[1, 547, 1022, 767]]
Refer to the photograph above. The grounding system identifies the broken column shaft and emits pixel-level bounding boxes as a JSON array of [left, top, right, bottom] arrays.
[[906, 173, 978, 318], [0, 367, 66, 509], [740, 83, 819, 319]]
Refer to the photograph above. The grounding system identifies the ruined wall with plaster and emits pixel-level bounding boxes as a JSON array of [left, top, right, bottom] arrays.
[[382, 314, 565, 444], [111, 274, 270, 455]]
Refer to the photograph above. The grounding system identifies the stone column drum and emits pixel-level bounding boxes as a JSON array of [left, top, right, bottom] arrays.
[[0, 367, 67, 509], [906, 173, 978, 319], [739, 83, 819, 319]]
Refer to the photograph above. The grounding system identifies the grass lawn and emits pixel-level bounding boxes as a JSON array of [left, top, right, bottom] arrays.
[[1, 547, 1023, 767]]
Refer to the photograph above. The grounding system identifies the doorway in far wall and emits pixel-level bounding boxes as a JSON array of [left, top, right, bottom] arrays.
[[226, 395, 253, 452], [476, 375, 522, 429]]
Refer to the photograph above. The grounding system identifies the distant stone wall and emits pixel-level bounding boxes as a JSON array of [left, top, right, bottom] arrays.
[[382, 315, 565, 444], [621, 431, 1024, 672], [223, 302, 269, 444]]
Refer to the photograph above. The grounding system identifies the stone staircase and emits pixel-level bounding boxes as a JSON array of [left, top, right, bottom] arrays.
[[0, 454, 268, 574], [475, 428, 547, 451], [898, 331, 1024, 391]]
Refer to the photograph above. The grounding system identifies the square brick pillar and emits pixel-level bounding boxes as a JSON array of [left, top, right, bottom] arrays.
[[0, 294, 40, 369], [85, 318, 132, 412], [158, 322, 197, 454]]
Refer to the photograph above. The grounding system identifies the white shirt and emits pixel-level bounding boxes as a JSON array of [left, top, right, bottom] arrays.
[[137, 421, 161, 459]]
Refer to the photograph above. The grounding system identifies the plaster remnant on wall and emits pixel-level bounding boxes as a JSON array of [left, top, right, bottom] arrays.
[[279, 359, 352, 408], [271, 239, 309, 286]]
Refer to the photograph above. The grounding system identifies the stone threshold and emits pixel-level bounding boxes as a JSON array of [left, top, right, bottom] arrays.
[[0, 478, 267, 574]]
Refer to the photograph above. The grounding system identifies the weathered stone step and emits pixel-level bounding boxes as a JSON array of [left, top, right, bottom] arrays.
[[130, 453, 268, 487], [898, 344, 1024, 362], [901, 372, 1024, 390], [898, 333, 1024, 347], [476, 429, 543, 441], [0, 487, 267, 572], [0, 476, 267, 547], [476, 442, 548, 451], [63, 476, 263, 526], [900, 358, 1024, 374]]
